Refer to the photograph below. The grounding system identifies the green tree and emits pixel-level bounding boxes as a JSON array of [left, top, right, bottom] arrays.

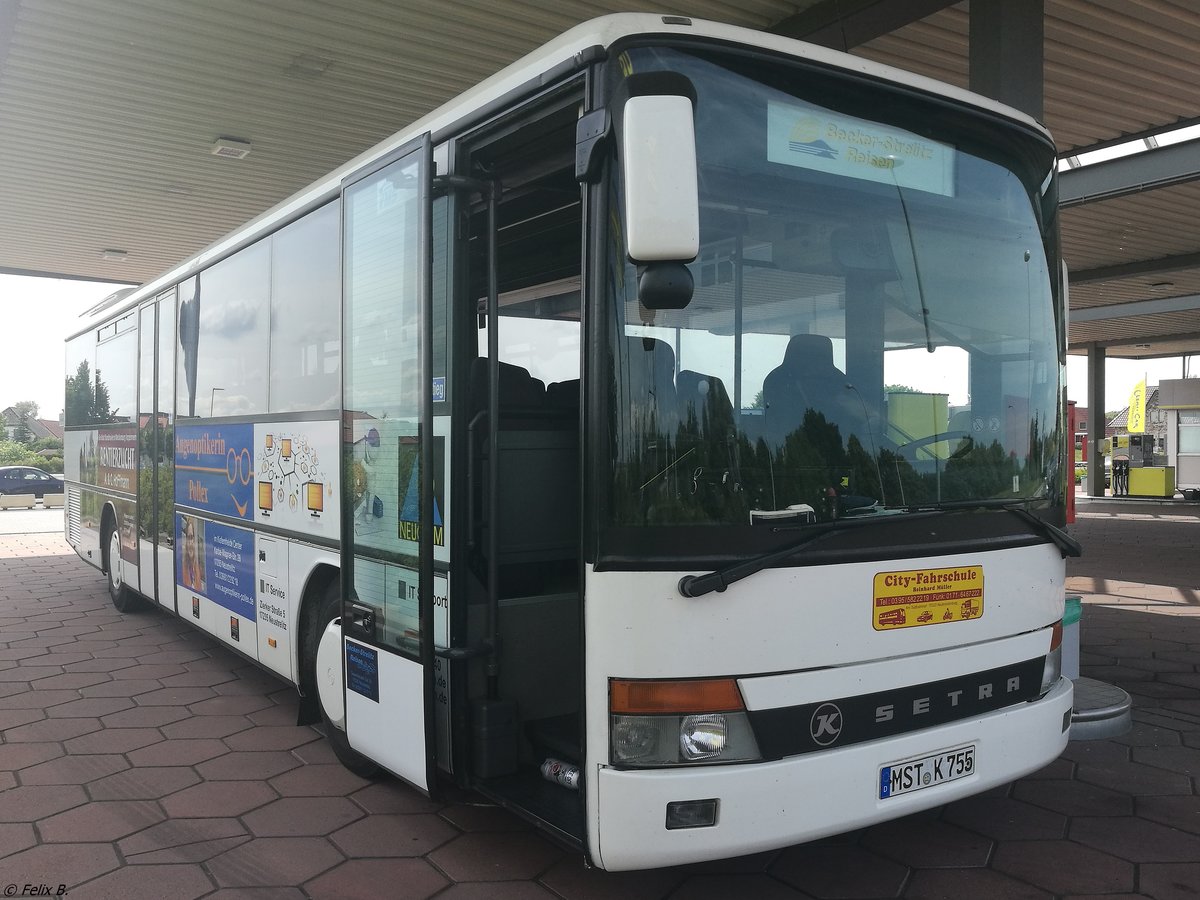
[[11, 400, 38, 444]]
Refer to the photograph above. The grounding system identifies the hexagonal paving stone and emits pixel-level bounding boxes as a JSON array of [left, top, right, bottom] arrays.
[[67, 863, 215, 900], [992, 840, 1134, 895], [1070, 815, 1200, 863], [247, 704, 302, 726], [672, 874, 807, 900], [110, 664, 188, 680], [904, 867, 1052, 900], [439, 802, 531, 833], [160, 781, 279, 818], [269, 763, 371, 797], [860, 818, 992, 868], [161, 714, 254, 740], [119, 817, 250, 864], [100, 705, 194, 728], [1136, 795, 1200, 836], [771, 842, 909, 899], [1139, 862, 1200, 900], [160, 669, 239, 688], [0, 688, 80, 709], [0, 784, 88, 822], [0, 708, 48, 730], [135, 686, 220, 706], [79, 678, 169, 697], [428, 831, 563, 882], [38, 800, 165, 842], [0, 842, 120, 887], [0, 741, 64, 771], [206, 837, 345, 887], [1011, 778, 1134, 817], [223, 725, 321, 751], [30, 672, 113, 691], [1076, 758, 1194, 796], [88, 766, 202, 800], [942, 795, 1067, 841], [351, 781, 443, 815], [0, 823, 37, 858], [1131, 744, 1200, 776], [127, 738, 231, 767], [195, 750, 303, 781], [331, 813, 458, 857], [18, 753, 129, 785], [187, 694, 275, 716], [539, 854, 684, 900], [46, 697, 137, 718], [305, 859, 448, 900], [64, 727, 166, 754], [242, 797, 365, 837]]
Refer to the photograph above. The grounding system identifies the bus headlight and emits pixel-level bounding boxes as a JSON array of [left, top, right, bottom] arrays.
[[610, 679, 762, 767]]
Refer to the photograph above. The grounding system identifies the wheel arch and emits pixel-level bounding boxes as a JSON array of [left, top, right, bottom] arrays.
[[296, 560, 340, 725]]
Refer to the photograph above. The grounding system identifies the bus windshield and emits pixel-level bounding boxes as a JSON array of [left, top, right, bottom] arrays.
[[603, 46, 1063, 541]]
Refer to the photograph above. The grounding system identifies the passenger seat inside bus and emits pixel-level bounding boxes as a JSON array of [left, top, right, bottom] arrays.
[[763, 333, 868, 445]]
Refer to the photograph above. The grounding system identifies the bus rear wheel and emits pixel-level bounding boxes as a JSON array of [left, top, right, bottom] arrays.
[[103, 520, 145, 613], [304, 583, 380, 779]]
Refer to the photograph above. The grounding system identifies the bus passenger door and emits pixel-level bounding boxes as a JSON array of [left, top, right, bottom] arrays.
[[339, 135, 436, 792], [136, 290, 176, 609]]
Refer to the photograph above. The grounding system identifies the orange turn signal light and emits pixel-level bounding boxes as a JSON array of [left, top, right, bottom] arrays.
[[610, 678, 744, 714]]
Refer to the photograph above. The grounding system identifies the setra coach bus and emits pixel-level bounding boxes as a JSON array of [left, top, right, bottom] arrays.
[[64, 14, 1079, 870]]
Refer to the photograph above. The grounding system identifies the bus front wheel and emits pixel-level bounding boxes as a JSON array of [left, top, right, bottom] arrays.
[[304, 583, 380, 779], [103, 519, 145, 613]]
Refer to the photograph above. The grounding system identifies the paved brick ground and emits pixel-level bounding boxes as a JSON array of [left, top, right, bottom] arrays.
[[0, 504, 1197, 899]]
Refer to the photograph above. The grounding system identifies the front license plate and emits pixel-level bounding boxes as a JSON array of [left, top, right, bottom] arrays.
[[879, 744, 975, 799]]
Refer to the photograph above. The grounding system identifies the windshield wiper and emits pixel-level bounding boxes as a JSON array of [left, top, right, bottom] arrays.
[[896, 498, 1082, 559], [678, 500, 1080, 599], [676, 511, 940, 599]]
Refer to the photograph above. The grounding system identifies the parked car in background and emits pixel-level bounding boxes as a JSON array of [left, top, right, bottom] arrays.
[[0, 466, 65, 498]]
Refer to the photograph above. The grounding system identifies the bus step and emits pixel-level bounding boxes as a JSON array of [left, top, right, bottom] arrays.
[[1070, 676, 1132, 741]]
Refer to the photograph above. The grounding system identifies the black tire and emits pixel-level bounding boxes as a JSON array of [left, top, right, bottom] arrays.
[[103, 518, 146, 613], [303, 581, 380, 779]]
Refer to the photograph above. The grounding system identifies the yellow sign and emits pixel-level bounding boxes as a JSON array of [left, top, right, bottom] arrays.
[[873, 566, 984, 631], [1127, 378, 1147, 434]]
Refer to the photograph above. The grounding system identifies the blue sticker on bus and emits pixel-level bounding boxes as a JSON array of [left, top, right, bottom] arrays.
[[175, 423, 254, 519], [176, 514, 255, 620], [346, 642, 380, 702], [432, 376, 446, 403]]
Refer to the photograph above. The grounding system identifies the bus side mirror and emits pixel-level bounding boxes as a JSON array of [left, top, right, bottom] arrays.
[[621, 94, 698, 308]]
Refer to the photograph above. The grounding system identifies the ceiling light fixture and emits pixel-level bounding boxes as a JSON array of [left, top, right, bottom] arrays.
[[1150, 281, 1174, 290], [285, 53, 334, 78], [211, 137, 252, 159], [100, 249, 128, 261]]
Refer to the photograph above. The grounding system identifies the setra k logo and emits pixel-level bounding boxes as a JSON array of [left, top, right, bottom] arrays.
[[810, 702, 844, 746]]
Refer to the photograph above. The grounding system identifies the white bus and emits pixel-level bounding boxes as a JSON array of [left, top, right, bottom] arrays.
[[65, 14, 1078, 871]]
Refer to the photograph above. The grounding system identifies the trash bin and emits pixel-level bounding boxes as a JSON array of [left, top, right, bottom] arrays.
[[1062, 595, 1082, 680]]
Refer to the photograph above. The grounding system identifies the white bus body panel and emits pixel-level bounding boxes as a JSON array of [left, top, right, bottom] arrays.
[[593, 678, 1071, 870], [582, 543, 1068, 869]]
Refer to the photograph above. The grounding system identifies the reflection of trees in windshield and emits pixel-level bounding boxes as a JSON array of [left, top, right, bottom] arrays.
[[610, 405, 1056, 527]]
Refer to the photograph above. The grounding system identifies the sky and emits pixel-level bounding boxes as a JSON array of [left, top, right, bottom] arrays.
[[0, 274, 127, 422], [0, 272, 1193, 424]]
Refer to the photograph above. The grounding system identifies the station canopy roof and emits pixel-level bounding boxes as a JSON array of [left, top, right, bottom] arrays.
[[2, 0, 1199, 359]]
